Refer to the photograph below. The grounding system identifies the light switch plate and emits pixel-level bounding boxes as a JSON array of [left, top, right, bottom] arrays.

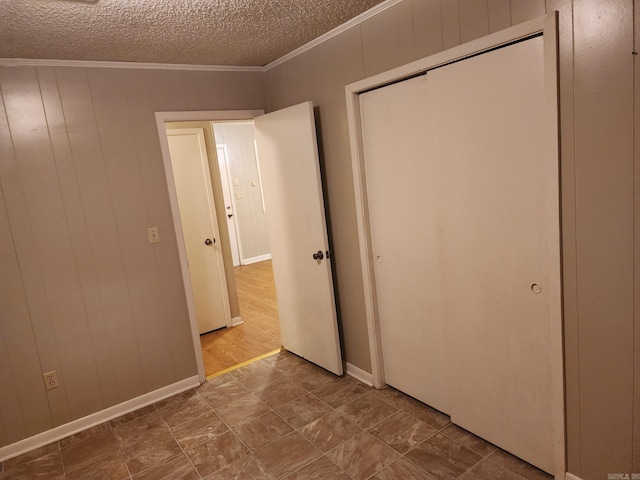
[[147, 227, 160, 244]]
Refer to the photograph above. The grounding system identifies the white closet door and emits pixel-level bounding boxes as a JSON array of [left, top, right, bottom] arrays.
[[360, 75, 449, 414], [430, 36, 557, 473]]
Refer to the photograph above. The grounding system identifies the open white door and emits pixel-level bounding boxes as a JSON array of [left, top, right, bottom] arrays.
[[216, 144, 242, 267], [166, 128, 231, 334], [254, 102, 343, 375]]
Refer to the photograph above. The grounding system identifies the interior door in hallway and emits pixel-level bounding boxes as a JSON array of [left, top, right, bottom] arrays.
[[166, 128, 231, 334], [254, 101, 343, 376]]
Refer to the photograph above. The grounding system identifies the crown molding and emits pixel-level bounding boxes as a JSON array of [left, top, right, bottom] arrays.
[[0, 58, 263, 72], [264, 0, 403, 71], [0, 0, 403, 73]]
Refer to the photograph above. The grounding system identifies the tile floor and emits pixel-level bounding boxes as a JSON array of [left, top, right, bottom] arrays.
[[0, 351, 553, 480]]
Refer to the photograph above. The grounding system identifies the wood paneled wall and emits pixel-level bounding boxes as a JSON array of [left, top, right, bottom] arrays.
[[0, 66, 266, 446], [265, 1, 637, 478]]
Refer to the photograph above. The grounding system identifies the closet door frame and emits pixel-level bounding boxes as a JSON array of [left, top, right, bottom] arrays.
[[345, 12, 564, 479]]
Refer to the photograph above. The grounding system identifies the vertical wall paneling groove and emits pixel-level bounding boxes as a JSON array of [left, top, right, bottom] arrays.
[[37, 66, 120, 410], [511, 0, 546, 25], [125, 70, 196, 380], [544, 0, 581, 473], [361, 2, 414, 77], [574, 0, 635, 476], [264, 0, 640, 477], [440, 0, 461, 49], [0, 184, 35, 443], [488, 0, 512, 33], [634, 0, 640, 472], [10, 66, 105, 422], [411, 0, 444, 58], [0, 63, 266, 448], [56, 67, 148, 403], [87, 68, 176, 392], [458, 0, 489, 43], [0, 67, 81, 429]]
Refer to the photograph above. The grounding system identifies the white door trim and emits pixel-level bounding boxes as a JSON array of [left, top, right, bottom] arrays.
[[345, 13, 565, 479], [155, 110, 264, 383]]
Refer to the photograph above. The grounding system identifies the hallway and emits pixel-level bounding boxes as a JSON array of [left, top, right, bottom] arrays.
[[200, 260, 281, 376]]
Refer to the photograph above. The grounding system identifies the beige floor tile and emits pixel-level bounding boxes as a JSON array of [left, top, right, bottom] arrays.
[[335, 392, 397, 429], [200, 380, 252, 409], [373, 386, 419, 410], [234, 412, 293, 451], [132, 453, 199, 480], [3, 443, 59, 469], [109, 405, 155, 428], [204, 454, 276, 480], [274, 393, 332, 429], [238, 366, 289, 392], [312, 379, 369, 409], [402, 400, 451, 430], [230, 358, 272, 378], [197, 373, 236, 391], [186, 430, 250, 477], [254, 432, 322, 478], [299, 411, 361, 452], [487, 449, 553, 480], [65, 451, 129, 480], [371, 457, 437, 479], [171, 411, 229, 450], [283, 455, 351, 480], [289, 366, 339, 392], [112, 411, 181, 475], [459, 457, 526, 480], [369, 411, 436, 454], [156, 390, 213, 428], [404, 432, 482, 480], [59, 423, 111, 448], [327, 432, 399, 480], [0, 450, 64, 480], [61, 430, 119, 473], [256, 380, 307, 409], [441, 423, 497, 457], [214, 393, 272, 427]]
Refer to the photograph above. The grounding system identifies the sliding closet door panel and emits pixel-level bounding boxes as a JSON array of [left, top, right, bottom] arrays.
[[431, 36, 556, 472], [360, 75, 449, 414]]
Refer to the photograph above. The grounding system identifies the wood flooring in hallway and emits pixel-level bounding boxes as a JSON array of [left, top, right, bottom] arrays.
[[200, 260, 281, 376]]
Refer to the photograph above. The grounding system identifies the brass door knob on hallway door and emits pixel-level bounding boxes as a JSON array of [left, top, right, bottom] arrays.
[[312, 250, 324, 260], [204, 238, 214, 245]]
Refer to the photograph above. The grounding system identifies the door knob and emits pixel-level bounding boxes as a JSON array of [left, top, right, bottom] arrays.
[[227, 214, 233, 218], [312, 250, 324, 260], [205, 238, 214, 246]]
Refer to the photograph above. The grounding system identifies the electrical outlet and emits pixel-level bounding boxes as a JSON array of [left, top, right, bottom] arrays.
[[43, 371, 59, 390]]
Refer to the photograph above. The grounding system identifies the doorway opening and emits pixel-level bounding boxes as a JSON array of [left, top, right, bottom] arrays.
[[156, 104, 344, 384], [160, 111, 281, 379], [201, 120, 281, 375]]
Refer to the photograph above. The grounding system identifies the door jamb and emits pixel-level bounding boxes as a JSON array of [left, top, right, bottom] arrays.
[[155, 110, 264, 383], [345, 13, 565, 479]]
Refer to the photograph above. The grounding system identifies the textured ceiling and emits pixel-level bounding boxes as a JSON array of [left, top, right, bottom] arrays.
[[0, 0, 386, 66]]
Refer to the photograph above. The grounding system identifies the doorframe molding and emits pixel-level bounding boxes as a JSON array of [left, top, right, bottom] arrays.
[[154, 110, 264, 383], [345, 13, 565, 479]]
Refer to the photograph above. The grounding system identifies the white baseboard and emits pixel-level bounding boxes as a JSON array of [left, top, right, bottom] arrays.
[[231, 316, 244, 326], [0, 375, 200, 462], [565, 474, 584, 480], [242, 253, 272, 265], [345, 362, 374, 387]]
